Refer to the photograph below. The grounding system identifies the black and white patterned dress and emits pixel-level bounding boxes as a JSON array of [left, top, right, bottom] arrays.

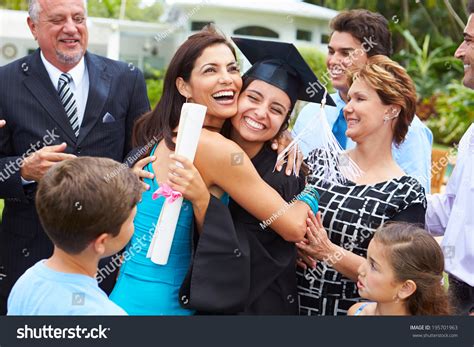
[[297, 150, 427, 316]]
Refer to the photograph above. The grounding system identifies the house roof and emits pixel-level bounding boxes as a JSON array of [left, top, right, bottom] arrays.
[[165, 0, 338, 20]]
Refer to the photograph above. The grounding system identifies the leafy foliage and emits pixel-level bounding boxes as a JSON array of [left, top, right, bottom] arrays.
[[298, 46, 332, 92], [394, 28, 463, 99], [88, 0, 163, 22], [426, 83, 474, 146], [144, 66, 164, 107], [0, 0, 163, 22]]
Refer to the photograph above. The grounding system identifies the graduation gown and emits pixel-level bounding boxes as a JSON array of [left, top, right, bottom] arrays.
[[180, 143, 305, 314]]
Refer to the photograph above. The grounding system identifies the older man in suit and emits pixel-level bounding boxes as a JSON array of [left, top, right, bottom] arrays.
[[0, 0, 150, 314]]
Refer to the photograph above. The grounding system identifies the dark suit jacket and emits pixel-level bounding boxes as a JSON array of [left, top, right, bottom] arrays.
[[0, 49, 150, 311]]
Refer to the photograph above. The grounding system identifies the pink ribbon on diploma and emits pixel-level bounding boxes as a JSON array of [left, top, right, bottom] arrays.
[[152, 184, 182, 203]]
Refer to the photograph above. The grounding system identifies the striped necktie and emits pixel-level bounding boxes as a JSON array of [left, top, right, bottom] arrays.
[[58, 73, 80, 137], [331, 108, 347, 149]]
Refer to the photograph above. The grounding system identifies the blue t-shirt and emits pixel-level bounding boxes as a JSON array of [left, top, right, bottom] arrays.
[[7, 260, 127, 315]]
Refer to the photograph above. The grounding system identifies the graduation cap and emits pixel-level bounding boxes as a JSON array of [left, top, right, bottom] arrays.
[[232, 37, 335, 107]]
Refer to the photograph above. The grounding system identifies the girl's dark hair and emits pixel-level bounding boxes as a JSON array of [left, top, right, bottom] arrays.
[[132, 25, 236, 151], [374, 223, 451, 315], [221, 75, 292, 139], [221, 75, 308, 176]]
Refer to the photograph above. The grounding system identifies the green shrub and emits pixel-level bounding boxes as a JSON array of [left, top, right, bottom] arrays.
[[297, 46, 333, 93], [144, 66, 165, 107], [427, 82, 474, 146], [393, 29, 462, 100]]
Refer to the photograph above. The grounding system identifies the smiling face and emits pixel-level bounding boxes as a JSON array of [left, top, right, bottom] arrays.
[[455, 14, 474, 89], [27, 0, 88, 72], [357, 239, 402, 303], [344, 77, 396, 144], [327, 31, 368, 96], [231, 80, 291, 144], [180, 44, 242, 121]]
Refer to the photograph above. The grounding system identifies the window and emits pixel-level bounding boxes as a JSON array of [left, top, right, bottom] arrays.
[[321, 33, 330, 44], [191, 21, 214, 31], [297, 30, 312, 42], [233, 26, 279, 39]]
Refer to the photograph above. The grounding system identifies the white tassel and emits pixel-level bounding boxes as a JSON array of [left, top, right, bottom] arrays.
[[276, 90, 362, 184]]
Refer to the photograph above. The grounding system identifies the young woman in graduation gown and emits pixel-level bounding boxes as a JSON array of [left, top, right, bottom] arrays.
[[170, 38, 330, 314], [110, 28, 321, 314]]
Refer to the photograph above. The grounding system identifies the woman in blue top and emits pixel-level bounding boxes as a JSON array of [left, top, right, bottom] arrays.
[[110, 26, 319, 315]]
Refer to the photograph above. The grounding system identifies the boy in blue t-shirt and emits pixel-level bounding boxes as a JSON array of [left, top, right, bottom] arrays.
[[7, 157, 142, 315]]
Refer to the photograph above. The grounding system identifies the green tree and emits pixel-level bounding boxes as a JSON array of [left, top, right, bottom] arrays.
[[427, 83, 474, 145], [0, 0, 28, 10], [394, 29, 462, 99], [87, 0, 162, 22], [0, 0, 163, 22], [303, 0, 468, 49], [144, 65, 164, 106]]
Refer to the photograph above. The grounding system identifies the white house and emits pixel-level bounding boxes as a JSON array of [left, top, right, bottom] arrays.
[[163, 0, 337, 48], [0, 9, 171, 72], [0, 0, 337, 72]]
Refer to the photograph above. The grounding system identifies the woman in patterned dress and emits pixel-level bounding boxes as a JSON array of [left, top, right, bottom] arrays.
[[296, 55, 427, 316]]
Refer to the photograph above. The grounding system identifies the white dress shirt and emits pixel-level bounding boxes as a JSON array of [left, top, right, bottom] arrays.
[[21, 53, 90, 184], [426, 123, 474, 286], [40, 51, 89, 128]]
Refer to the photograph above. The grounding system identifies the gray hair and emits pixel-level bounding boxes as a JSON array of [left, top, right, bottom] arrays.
[[28, 0, 88, 22]]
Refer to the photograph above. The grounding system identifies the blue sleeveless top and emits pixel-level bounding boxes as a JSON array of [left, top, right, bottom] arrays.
[[110, 146, 195, 315]]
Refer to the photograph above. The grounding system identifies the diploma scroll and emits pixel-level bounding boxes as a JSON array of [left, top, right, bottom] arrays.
[[147, 103, 207, 265]]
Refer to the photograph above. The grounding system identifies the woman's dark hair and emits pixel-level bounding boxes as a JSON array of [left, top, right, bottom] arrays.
[[374, 223, 451, 315], [133, 25, 237, 151]]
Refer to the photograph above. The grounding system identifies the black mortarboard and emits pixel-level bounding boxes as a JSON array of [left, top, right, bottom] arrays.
[[232, 37, 335, 107]]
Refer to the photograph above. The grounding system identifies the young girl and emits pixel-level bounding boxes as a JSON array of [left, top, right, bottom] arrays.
[[343, 222, 451, 315]]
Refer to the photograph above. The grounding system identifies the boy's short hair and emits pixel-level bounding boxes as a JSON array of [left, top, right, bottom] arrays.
[[469, 0, 474, 14], [36, 157, 142, 254], [330, 9, 393, 57]]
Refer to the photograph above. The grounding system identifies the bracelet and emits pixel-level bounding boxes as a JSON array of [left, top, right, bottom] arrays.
[[297, 186, 320, 213]]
